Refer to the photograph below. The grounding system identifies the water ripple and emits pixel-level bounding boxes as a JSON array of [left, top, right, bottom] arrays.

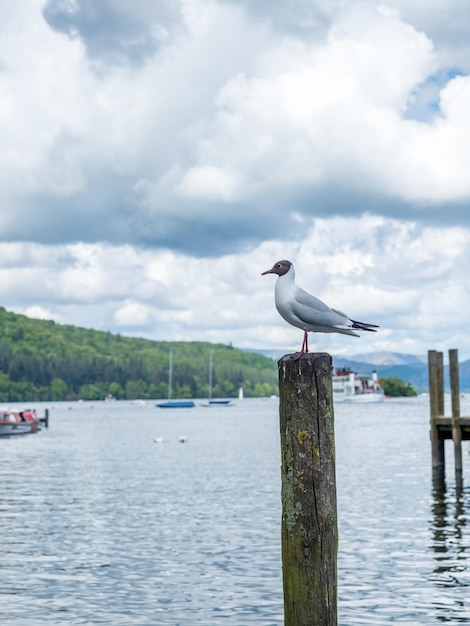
[[0, 397, 469, 624]]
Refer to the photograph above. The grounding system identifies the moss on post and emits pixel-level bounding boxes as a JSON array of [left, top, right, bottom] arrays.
[[278, 353, 338, 626]]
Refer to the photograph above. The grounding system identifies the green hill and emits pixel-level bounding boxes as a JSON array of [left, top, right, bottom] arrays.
[[0, 307, 278, 401]]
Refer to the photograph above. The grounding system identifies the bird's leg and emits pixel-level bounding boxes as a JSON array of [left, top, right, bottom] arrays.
[[303, 331, 309, 353], [291, 331, 309, 360]]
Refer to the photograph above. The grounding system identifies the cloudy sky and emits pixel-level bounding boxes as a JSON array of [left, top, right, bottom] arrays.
[[2, 0, 470, 359]]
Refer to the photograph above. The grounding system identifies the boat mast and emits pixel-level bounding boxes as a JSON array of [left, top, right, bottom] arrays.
[[209, 351, 213, 400], [168, 347, 173, 400]]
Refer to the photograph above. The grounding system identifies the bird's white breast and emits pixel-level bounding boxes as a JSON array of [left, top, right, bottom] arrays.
[[274, 273, 306, 330]]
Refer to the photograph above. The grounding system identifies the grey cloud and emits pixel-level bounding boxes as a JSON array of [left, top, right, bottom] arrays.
[[393, 1, 470, 68], [220, 0, 470, 81], [5, 171, 469, 259], [2, 177, 299, 257], [43, 0, 183, 67], [218, 0, 338, 41], [288, 183, 456, 223]]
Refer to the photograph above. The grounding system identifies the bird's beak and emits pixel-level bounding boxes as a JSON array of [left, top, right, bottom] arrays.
[[261, 268, 274, 275]]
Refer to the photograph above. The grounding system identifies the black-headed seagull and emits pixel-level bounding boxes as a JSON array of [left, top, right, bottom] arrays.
[[262, 259, 378, 358]]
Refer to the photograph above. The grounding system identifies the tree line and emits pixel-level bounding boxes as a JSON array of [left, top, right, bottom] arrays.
[[0, 308, 279, 401], [0, 308, 417, 402]]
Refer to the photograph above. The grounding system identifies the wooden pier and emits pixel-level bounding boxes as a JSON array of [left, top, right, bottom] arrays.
[[429, 349, 468, 479]]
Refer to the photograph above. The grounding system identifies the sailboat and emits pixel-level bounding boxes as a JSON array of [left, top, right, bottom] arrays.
[[156, 348, 195, 408], [203, 351, 232, 406]]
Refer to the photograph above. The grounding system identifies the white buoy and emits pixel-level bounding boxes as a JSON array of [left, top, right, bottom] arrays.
[[178, 436, 188, 443], [153, 436, 165, 444]]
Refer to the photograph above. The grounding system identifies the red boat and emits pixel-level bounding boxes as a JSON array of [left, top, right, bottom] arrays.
[[0, 409, 40, 436]]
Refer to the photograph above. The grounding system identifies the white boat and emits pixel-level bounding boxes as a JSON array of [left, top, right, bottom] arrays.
[[332, 369, 385, 403]]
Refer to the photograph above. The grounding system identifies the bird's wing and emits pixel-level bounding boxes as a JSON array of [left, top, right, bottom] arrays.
[[292, 287, 351, 328], [331, 307, 350, 319]]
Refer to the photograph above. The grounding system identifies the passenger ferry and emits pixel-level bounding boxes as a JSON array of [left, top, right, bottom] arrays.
[[332, 369, 385, 403]]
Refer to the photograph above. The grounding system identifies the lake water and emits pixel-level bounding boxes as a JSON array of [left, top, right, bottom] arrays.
[[0, 395, 469, 625]]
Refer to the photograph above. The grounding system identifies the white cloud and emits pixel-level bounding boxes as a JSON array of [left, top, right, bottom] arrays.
[[0, 215, 469, 359], [1, 1, 470, 362], [178, 166, 241, 201], [22, 305, 59, 322], [113, 301, 152, 327], [176, 4, 446, 205]]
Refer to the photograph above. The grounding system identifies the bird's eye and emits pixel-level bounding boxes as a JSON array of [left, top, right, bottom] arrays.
[[277, 263, 282, 268]]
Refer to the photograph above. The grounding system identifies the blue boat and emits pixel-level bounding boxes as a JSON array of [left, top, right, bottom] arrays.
[[156, 348, 195, 409], [156, 400, 196, 409]]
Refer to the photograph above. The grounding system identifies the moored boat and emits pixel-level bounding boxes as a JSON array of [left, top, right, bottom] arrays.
[[0, 409, 41, 436], [201, 399, 233, 407], [332, 369, 385, 403], [156, 348, 196, 409], [156, 400, 196, 409], [201, 351, 233, 407]]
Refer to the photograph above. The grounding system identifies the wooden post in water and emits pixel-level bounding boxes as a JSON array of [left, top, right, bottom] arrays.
[[278, 353, 337, 626], [39, 408, 49, 428], [428, 350, 445, 478], [449, 349, 462, 476]]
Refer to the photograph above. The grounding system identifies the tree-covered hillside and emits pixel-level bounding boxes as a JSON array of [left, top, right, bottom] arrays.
[[0, 308, 278, 401]]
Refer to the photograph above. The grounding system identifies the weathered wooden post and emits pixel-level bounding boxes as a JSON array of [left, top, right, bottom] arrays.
[[449, 349, 462, 476], [428, 350, 445, 478], [278, 353, 337, 626]]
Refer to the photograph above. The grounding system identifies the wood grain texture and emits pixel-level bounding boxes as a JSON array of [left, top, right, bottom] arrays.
[[278, 353, 337, 626]]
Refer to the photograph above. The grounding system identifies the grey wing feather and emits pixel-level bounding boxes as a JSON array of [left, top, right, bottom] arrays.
[[331, 307, 351, 320], [293, 287, 350, 327]]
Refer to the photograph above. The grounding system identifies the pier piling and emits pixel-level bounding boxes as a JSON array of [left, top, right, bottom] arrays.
[[449, 349, 462, 477], [429, 350, 445, 478], [278, 353, 338, 626], [428, 349, 468, 479], [39, 408, 49, 428]]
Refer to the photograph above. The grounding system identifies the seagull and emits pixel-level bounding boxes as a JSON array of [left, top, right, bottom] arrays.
[[262, 259, 378, 358]]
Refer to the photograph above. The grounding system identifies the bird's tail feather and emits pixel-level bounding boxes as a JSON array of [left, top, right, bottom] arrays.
[[351, 320, 379, 332]]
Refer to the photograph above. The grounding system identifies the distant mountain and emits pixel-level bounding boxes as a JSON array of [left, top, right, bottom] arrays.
[[251, 348, 470, 392], [334, 354, 470, 392], [349, 351, 427, 366], [251, 348, 427, 365], [332, 358, 430, 391], [248, 348, 286, 361]]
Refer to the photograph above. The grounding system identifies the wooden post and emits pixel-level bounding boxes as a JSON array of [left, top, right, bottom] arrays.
[[278, 353, 337, 626], [39, 408, 49, 428], [449, 349, 462, 476], [428, 350, 445, 478]]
